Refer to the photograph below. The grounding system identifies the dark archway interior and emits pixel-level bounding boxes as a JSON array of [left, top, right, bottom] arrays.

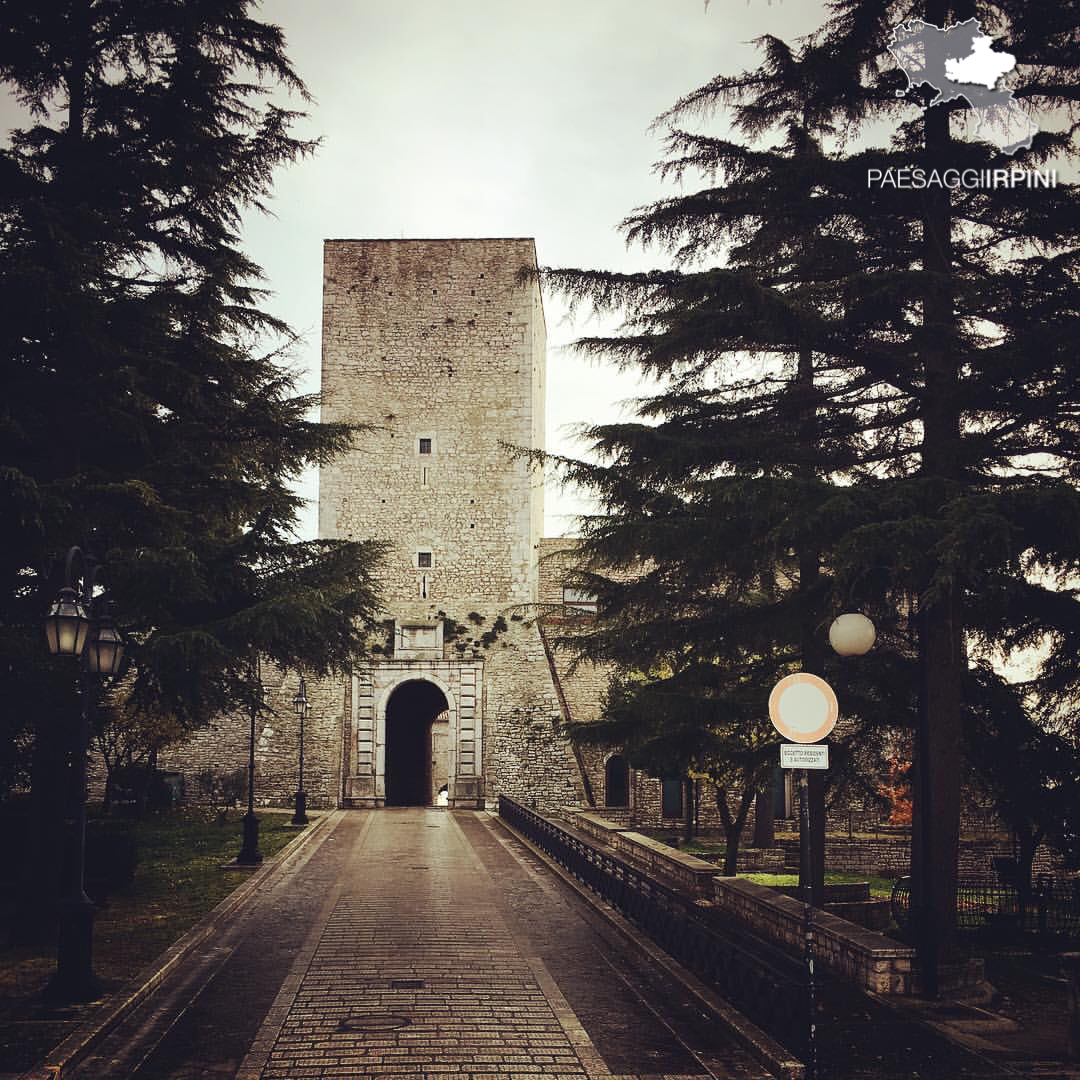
[[385, 680, 449, 806], [605, 754, 630, 808]]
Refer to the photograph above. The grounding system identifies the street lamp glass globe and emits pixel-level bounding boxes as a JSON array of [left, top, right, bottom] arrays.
[[829, 613, 876, 656], [45, 587, 91, 656], [293, 677, 308, 717], [85, 619, 125, 675]]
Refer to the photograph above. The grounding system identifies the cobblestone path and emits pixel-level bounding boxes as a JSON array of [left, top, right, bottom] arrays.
[[72, 809, 768, 1079]]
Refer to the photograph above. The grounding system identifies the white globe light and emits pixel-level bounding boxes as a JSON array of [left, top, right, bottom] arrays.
[[829, 613, 876, 656]]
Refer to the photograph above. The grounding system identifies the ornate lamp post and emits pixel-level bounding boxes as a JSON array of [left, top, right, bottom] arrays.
[[291, 676, 309, 826], [43, 547, 125, 1002], [236, 657, 264, 865]]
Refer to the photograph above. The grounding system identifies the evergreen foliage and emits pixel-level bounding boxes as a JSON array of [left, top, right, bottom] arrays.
[[541, 0, 1078, 942], [0, 0, 385, 785]]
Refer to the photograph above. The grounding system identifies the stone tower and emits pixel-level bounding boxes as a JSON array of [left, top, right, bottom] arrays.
[[320, 238, 580, 809]]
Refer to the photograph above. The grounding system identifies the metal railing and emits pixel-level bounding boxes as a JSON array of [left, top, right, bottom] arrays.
[[499, 795, 811, 1058], [891, 875, 1080, 937]]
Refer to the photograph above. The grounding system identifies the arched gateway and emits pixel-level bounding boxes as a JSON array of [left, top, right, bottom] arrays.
[[384, 679, 450, 806]]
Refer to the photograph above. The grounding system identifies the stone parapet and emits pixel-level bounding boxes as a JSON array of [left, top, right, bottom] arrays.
[[711, 877, 915, 995], [562, 809, 630, 845], [562, 810, 720, 899], [609, 831, 720, 899]]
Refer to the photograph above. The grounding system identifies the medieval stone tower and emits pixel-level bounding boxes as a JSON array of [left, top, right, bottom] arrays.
[[148, 238, 602, 815], [319, 238, 581, 810]]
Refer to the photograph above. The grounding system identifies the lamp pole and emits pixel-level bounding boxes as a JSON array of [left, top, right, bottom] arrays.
[[770, 614, 876, 1078], [292, 676, 309, 826], [43, 547, 125, 1003], [236, 657, 263, 865]]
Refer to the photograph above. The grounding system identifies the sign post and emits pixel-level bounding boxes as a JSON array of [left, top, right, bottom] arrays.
[[770, 672, 838, 1080]]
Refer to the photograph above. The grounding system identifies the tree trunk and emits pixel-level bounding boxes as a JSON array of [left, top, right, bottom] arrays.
[[798, 478, 828, 906], [719, 786, 755, 876], [1015, 823, 1043, 921], [911, 4, 967, 993], [1016, 825, 1040, 893]]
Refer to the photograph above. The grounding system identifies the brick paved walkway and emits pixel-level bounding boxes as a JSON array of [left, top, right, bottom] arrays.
[[71, 809, 767, 1079]]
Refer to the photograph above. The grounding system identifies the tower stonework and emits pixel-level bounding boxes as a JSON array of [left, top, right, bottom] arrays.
[[320, 238, 544, 607], [320, 238, 580, 809]]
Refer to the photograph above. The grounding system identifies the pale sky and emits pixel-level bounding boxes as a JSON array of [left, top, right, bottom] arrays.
[[238, 0, 830, 537]]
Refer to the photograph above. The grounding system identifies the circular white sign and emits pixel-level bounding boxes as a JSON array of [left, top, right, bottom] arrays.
[[768, 673, 839, 744]]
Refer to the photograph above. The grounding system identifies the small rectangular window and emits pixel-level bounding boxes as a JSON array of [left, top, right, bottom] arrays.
[[418, 438, 432, 454], [417, 551, 432, 568], [661, 777, 684, 819]]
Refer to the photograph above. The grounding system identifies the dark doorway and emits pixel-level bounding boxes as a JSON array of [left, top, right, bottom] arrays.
[[385, 679, 449, 806], [605, 754, 630, 808]]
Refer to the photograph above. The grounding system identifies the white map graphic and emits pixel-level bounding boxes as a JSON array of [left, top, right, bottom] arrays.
[[888, 18, 1037, 155], [944, 34, 1015, 88]]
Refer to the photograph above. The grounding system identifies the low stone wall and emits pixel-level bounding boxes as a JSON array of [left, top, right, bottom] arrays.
[[564, 810, 784, 885], [786, 835, 1056, 883], [712, 878, 915, 994], [566, 809, 628, 846], [737, 847, 787, 873], [609, 831, 719, 899]]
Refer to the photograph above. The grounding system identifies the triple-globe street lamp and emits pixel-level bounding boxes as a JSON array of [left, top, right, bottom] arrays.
[[43, 546, 126, 1002]]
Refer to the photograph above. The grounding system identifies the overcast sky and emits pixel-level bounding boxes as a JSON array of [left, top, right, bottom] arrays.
[[239, 0, 830, 537]]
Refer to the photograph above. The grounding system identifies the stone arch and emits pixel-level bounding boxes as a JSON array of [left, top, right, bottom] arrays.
[[375, 674, 458, 806]]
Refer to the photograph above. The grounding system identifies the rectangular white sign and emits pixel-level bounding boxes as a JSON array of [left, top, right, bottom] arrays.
[[780, 743, 829, 770]]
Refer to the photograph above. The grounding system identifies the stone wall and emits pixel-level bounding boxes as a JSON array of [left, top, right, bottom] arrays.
[[711, 878, 916, 994], [109, 665, 349, 811], [319, 238, 545, 609], [554, 808, 914, 994], [795, 834, 1056, 883]]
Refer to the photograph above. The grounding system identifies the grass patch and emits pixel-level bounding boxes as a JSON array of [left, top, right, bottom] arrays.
[[0, 807, 306, 1072], [741, 871, 898, 898]]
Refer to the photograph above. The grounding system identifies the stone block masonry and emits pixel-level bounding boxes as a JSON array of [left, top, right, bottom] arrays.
[[320, 239, 581, 810], [320, 238, 546, 610], [711, 877, 916, 995]]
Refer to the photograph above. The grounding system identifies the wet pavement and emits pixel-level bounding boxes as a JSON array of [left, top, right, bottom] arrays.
[[68, 808, 769, 1079]]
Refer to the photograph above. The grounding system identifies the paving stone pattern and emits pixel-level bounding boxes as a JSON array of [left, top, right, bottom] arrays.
[[456, 814, 766, 1080], [246, 806, 760, 1079], [252, 810, 592, 1078], [71, 810, 766, 1079]]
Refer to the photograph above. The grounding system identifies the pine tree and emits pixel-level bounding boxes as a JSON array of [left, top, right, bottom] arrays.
[[541, 0, 1079, 988], [0, 0, 384, 937]]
